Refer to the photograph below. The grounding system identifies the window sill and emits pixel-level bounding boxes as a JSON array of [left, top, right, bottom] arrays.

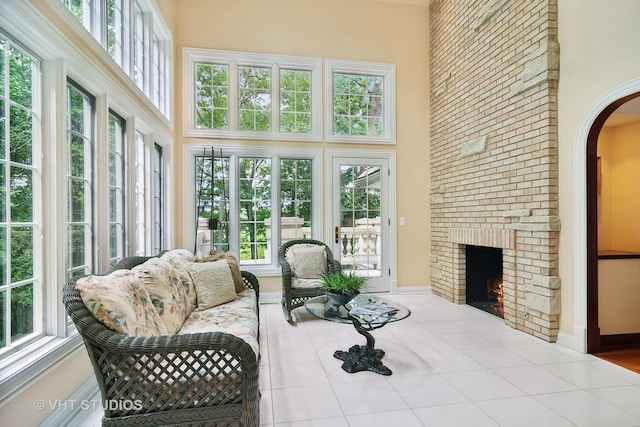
[[0, 333, 83, 406]]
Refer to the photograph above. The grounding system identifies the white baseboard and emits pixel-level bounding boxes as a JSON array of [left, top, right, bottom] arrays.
[[556, 328, 587, 354], [40, 377, 99, 427]]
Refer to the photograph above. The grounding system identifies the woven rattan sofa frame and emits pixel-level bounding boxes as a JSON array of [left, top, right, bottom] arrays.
[[278, 239, 341, 323], [63, 255, 260, 427]]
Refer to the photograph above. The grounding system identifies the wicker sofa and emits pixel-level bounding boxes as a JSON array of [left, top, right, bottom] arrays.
[[63, 250, 260, 427]]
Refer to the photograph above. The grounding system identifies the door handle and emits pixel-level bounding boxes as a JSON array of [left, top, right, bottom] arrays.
[[335, 226, 339, 244]]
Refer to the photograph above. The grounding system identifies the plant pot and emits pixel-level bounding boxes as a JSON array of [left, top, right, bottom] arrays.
[[326, 291, 359, 306]]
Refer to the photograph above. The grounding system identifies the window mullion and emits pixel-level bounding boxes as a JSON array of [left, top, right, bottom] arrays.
[[271, 156, 281, 263]]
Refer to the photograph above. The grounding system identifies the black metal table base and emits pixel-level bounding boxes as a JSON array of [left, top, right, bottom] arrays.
[[333, 345, 392, 375], [333, 315, 393, 375]]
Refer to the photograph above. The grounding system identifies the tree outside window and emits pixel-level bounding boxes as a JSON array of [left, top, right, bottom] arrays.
[[0, 38, 38, 349]]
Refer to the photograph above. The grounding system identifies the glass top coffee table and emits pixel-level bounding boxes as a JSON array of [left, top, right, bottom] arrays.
[[305, 294, 411, 376]]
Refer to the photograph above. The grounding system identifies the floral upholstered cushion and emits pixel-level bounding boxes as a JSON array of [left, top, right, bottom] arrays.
[[160, 249, 197, 309], [179, 295, 259, 356], [285, 244, 327, 279], [76, 269, 168, 336], [132, 257, 190, 334], [187, 259, 238, 310]]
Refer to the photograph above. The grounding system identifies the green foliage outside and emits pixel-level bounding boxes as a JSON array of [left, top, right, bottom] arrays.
[[195, 63, 313, 134], [0, 39, 36, 348], [195, 156, 313, 263], [333, 73, 383, 136]]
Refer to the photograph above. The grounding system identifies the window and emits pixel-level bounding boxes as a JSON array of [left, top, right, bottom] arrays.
[[191, 147, 321, 271], [0, 37, 40, 351], [238, 157, 271, 263], [325, 59, 396, 144], [63, 0, 171, 119], [107, 0, 126, 67], [0, 1, 173, 397], [152, 143, 163, 254], [133, 2, 145, 92], [108, 111, 126, 267], [134, 132, 147, 256], [66, 81, 95, 281], [184, 48, 322, 141], [280, 159, 312, 241]]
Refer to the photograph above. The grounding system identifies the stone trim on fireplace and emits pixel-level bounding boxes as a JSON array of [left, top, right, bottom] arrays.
[[449, 228, 518, 329]]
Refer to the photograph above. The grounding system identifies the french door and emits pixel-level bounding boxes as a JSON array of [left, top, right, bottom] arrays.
[[329, 155, 393, 293]]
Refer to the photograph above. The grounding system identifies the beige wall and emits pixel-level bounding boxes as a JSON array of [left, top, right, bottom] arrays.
[[159, 0, 431, 292], [557, 0, 640, 337], [0, 348, 93, 425]]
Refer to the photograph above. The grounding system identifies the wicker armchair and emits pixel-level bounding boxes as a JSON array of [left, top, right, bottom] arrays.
[[63, 255, 260, 427], [278, 239, 341, 323]]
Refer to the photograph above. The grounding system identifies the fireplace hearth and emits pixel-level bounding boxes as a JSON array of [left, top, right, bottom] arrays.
[[465, 245, 504, 318]]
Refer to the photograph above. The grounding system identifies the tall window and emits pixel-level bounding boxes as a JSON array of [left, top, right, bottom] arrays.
[[108, 111, 126, 267], [66, 82, 95, 280], [107, 0, 126, 67], [152, 143, 163, 254], [185, 48, 322, 141], [194, 151, 229, 254], [238, 157, 271, 264], [325, 59, 396, 144], [280, 159, 312, 241], [194, 150, 318, 268], [0, 37, 40, 351], [133, 2, 145, 92], [134, 132, 146, 255]]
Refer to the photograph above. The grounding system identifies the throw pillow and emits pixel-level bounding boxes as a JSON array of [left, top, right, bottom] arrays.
[[286, 244, 327, 279], [187, 259, 238, 310], [192, 251, 245, 293], [160, 249, 197, 309], [132, 257, 190, 334], [76, 269, 168, 336]]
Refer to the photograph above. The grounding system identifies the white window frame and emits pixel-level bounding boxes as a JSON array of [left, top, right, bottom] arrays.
[[107, 110, 127, 266], [0, 0, 174, 402], [182, 48, 322, 142], [182, 145, 323, 276], [324, 59, 396, 144]]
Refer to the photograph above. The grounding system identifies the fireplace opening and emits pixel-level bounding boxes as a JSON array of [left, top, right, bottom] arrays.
[[466, 245, 504, 318]]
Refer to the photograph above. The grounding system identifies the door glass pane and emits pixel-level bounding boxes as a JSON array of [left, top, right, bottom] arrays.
[[339, 164, 382, 278]]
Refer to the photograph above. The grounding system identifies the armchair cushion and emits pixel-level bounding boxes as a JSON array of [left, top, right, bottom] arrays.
[[76, 269, 168, 336], [285, 244, 328, 279], [133, 257, 190, 334], [188, 259, 238, 310]]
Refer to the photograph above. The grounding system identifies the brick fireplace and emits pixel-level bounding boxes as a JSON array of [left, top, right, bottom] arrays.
[[429, 0, 561, 342]]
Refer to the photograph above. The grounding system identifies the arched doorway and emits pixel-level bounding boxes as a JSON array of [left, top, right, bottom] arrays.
[[585, 92, 640, 354], [573, 77, 640, 355]]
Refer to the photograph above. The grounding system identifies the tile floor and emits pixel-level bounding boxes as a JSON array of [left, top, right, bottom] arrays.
[[69, 293, 640, 426]]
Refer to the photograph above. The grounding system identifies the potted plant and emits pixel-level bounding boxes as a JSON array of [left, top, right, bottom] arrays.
[[319, 270, 367, 305]]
